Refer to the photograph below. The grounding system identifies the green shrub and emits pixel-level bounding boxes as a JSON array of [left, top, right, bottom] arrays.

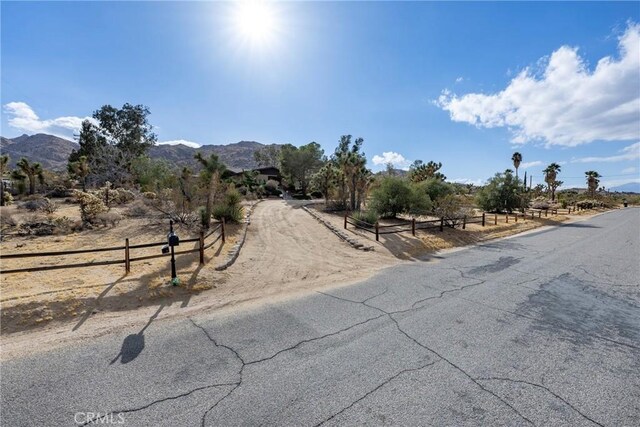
[[351, 210, 378, 226], [475, 170, 525, 213], [415, 178, 454, 203], [369, 176, 431, 218], [212, 203, 244, 223]]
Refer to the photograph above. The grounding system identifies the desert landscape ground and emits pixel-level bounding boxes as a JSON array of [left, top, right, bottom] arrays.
[[0, 197, 613, 361]]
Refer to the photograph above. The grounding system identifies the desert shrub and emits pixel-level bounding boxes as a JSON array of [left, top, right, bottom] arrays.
[[212, 189, 244, 223], [264, 180, 280, 196], [310, 191, 323, 199], [212, 203, 244, 223], [3, 192, 14, 205], [95, 212, 123, 227], [73, 190, 108, 224], [1, 214, 19, 228], [530, 197, 551, 210], [576, 199, 603, 210], [369, 176, 431, 218], [47, 186, 72, 198], [143, 191, 157, 200], [434, 195, 474, 227], [20, 197, 48, 212], [351, 210, 378, 226], [475, 170, 524, 213], [114, 188, 135, 204], [51, 216, 74, 234], [125, 200, 150, 217], [414, 178, 454, 204], [40, 198, 58, 214]]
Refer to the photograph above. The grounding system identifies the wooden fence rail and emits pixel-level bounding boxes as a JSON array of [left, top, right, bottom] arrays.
[[0, 220, 225, 275]]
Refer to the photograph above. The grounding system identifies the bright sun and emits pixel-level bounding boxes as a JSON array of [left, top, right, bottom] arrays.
[[233, 1, 278, 46]]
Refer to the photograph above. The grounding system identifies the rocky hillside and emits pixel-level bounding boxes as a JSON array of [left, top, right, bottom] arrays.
[[1, 134, 78, 170], [0, 133, 280, 171]]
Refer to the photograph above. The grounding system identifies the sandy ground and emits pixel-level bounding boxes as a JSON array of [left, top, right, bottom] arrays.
[[0, 199, 608, 360], [0, 200, 397, 360]]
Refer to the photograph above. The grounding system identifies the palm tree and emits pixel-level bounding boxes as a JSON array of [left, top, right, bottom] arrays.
[[543, 163, 562, 202], [16, 158, 44, 195], [585, 171, 601, 196], [195, 152, 227, 228], [0, 154, 9, 206], [511, 152, 522, 180]]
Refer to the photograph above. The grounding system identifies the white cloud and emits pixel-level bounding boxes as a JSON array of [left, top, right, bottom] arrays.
[[157, 139, 202, 149], [455, 77, 464, 83], [436, 23, 640, 147], [451, 178, 485, 186], [519, 161, 543, 169], [571, 142, 640, 163], [3, 102, 92, 139], [371, 151, 411, 169], [622, 166, 637, 174]]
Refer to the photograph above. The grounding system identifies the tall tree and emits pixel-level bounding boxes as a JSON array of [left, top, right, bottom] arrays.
[[280, 142, 324, 195], [511, 152, 522, 179], [195, 152, 227, 228], [543, 163, 562, 202], [332, 135, 369, 210], [68, 103, 156, 185], [409, 160, 446, 182], [312, 163, 337, 207], [585, 171, 601, 196], [0, 154, 9, 206], [16, 158, 44, 195]]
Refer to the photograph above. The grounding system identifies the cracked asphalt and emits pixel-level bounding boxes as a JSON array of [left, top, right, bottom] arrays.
[[2, 208, 639, 426]]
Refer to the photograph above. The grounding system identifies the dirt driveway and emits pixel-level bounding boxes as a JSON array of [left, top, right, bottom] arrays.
[[1, 199, 399, 359]]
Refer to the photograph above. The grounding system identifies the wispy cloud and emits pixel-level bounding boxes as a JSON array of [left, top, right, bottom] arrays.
[[3, 101, 92, 140], [622, 166, 638, 174], [570, 142, 640, 163], [436, 23, 640, 147], [371, 151, 411, 169], [157, 139, 202, 149], [519, 161, 543, 169]]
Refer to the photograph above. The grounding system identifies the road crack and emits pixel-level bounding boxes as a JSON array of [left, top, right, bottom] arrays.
[[477, 377, 604, 426], [314, 360, 441, 426]]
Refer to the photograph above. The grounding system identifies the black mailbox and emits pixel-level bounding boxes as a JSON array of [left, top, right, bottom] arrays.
[[168, 232, 180, 247]]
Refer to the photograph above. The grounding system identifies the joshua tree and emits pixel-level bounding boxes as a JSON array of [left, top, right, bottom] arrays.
[[409, 160, 446, 182], [68, 155, 91, 191], [333, 135, 367, 211], [511, 152, 522, 179], [16, 157, 44, 195], [543, 163, 562, 202], [312, 163, 337, 207], [195, 152, 227, 228], [585, 171, 601, 196], [0, 154, 9, 206]]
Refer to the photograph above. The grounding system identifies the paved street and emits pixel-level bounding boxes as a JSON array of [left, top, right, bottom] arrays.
[[2, 208, 639, 426]]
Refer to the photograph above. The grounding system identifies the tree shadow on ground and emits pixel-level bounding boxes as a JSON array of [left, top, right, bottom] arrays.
[[110, 303, 165, 364]]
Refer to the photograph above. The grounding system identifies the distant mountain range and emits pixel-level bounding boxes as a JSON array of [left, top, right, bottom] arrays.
[[0, 133, 281, 172], [609, 182, 640, 193]]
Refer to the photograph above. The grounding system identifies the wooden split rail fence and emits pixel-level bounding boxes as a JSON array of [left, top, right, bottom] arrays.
[[0, 220, 226, 275], [345, 206, 579, 242]]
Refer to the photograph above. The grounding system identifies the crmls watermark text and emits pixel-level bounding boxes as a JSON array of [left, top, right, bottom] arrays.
[[74, 412, 125, 424]]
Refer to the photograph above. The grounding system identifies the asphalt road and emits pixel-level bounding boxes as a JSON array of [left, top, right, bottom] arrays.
[[2, 208, 639, 426]]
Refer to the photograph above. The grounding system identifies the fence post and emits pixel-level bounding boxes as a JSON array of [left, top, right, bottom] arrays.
[[199, 231, 205, 265], [125, 238, 130, 274], [515, 213, 518, 223], [494, 213, 497, 225], [531, 211, 534, 220], [538, 211, 541, 218], [344, 214, 347, 229], [375, 221, 379, 241], [545, 209, 548, 217], [506, 214, 509, 223], [462, 216, 466, 229], [482, 213, 485, 227], [412, 218, 416, 236], [221, 218, 226, 243], [440, 217, 444, 232]]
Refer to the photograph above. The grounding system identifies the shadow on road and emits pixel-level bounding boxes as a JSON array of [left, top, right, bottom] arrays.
[[110, 304, 165, 365]]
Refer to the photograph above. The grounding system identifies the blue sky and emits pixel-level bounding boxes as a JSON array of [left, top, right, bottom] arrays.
[[1, 1, 639, 189]]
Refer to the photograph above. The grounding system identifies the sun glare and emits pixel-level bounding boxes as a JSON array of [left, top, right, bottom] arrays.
[[233, 1, 278, 46]]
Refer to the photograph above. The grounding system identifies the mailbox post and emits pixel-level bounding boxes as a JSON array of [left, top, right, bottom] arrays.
[[162, 220, 180, 286]]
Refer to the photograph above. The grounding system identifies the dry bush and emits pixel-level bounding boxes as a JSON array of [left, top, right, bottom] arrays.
[[530, 197, 551, 210], [73, 190, 108, 224], [95, 212, 123, 227], [125, 200, 151, 217]]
